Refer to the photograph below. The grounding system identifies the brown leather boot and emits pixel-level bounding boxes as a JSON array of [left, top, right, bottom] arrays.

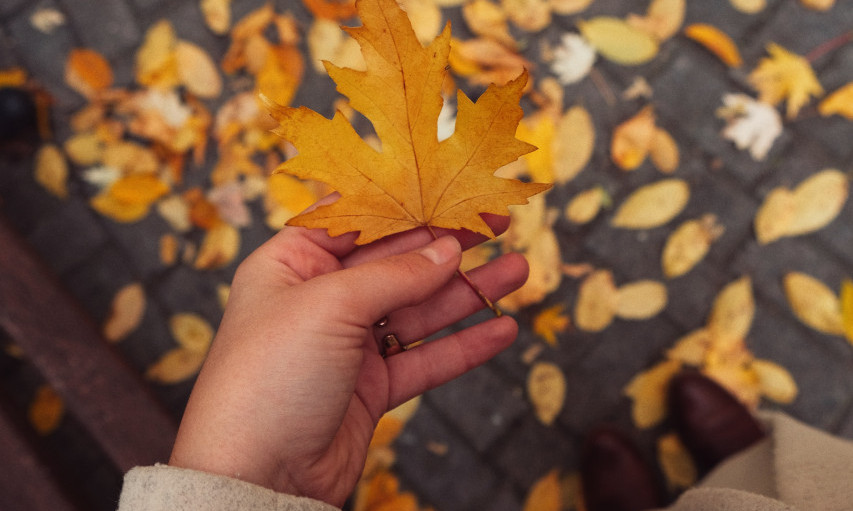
[[667, 371, 766, 474], [580, 426, 665, 511]]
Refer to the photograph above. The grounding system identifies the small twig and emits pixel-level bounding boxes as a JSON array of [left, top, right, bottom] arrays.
[[427, 226, 502, 318], [806, 30, 853, 63], [589, 68, 617, 107]]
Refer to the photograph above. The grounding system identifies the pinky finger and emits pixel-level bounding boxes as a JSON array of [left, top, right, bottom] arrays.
[[384, 316, 518, 409]]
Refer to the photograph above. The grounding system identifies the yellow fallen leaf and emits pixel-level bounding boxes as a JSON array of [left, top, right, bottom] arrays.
[[749, 43, 823, 119], [146, 347, 207, 383], [522, 469, 562, 511], [624, 359, 682, 428], [574, 269, 618, 332], [103, 282, 146, 342], [0, 67, 27, 87], [611, 106, 656, 171], [565, 186, 606, 224], [90, 193, 151, 223], [527, 362, 566, 426], [65, 48, 114, 98], [256, 45, 304, 109], [109, 173, 171, 205], [194, 223, 240, 269], [628, 0, 685, 42], [170, 313, 214, 353], [28, 385, 64, 435], [578, 17, 660, 65], [708, 276, 754, 348], [532, 304, 571, 346], [783, 272, 844, 335], [611, 178, 690, 229], [755, 169, 849, 244], [517, 114, 556, 183], [136, 20, 180, 89], [666, 328, 713, 366], [34, 143, 69, 199], [616, 280, 668, 320], [553, 104, 594, 183], [819, 82, 853, 120], [462, 0, 515, 48], [730, 0, 766, 13], [684, 23, 743, 68], [176, 41, 222, 99], [703, 362, 761, 408], [842, 279, 853, 346], [657, 433, 697, 489], [266, 173, 320, 227], [200, 0, 232, 34], [502, 0, 551, 32], [64, 131, 104, 166], [649, 126, 679, 174], [800, 0, 835, 10], [160, 233, 179, 265], [751, 359, 797, 404], [548, 0, 592, 14], [662, 215, 724, 278], [399, 0, 442, 44]]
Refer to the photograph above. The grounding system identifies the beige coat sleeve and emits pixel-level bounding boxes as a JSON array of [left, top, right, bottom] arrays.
[[117, 464, 340, 511], [664, 411, 853, 511]]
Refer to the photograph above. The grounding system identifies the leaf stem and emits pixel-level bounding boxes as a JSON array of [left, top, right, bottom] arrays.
[[806, 30, 853, 63], [426, 226, 503, 318]]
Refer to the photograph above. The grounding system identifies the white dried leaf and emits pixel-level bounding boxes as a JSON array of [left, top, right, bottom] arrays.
[[717, 93, 783, 161]]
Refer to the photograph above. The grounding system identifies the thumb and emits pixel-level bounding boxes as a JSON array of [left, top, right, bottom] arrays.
[[319, 235, 463, 324]]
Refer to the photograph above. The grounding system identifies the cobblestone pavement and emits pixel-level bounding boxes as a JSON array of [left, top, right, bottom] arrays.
[[2, 0, 853, 510]]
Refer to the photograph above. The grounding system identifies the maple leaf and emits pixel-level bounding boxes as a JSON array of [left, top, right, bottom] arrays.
[[264, 0, 550, 244], [748, 43, 823, 119]]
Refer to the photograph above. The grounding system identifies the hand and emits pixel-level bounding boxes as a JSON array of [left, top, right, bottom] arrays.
[[168, 206, 529, 507]]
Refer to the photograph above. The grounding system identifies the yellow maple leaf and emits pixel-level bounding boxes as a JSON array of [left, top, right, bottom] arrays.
[[264, 0, 550, 244], [748, 43, 823, 119]]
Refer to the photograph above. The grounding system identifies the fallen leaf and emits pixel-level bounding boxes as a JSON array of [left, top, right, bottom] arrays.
[[577, 17, 660, 66], [170, 313, 214, 353], [649, 127, 679, 173], [65, 48, 114, 98], [666, 328, 713, 365], [64, 131, 105, 166], [176, 41, 222, 99], [548, 0, 593, 14], [34, 143, 69, 199], [200, 0, 232, 34], [662, 215, 724, 278], [449, 37, 532, 88], [628, 0, 686, 42], [399, 0, 443, 44], [657, 433, 697, 489], [103, 283, 146, 342], [819, 82, 853, 120], [28, 385, 64, 435], [522, 469, 562, 511], [307, 17, 365, 73], [574, 269, 618, 332], [502, 0, 551, 32], [548, 33, 596, 85], [532, 304, 570, 346], [160, 233, 179, 265], [146, 348, 207, 383], [800, 0, 835, 10], [565, 186, 606, 224], [517, 114, 556, 183], [91, 174, 170, 223], [302, 0, 358, 20], [717, 93, 783, 161], [684, 23, 743, 67], [707, 276, 754, 348], [842, 279, 853, 345], [624, 359, 682, 428], [755, 169, 849, 244], [616, 280, 668, 320], [611, 178, 690, 229], [500, 214, 562, 310], [751, 359, 797, 403], [553, 104, 595, 182], [611, 105, 656, 171], [265, 0, 549, 244], [194, 223, 240, 269], [527, 362, 566, 425], [783, 272, 844, 335], [730, 0, 766, 13], [462, 0, 515, 48], [352, 470, 420, 511], [30, 7, 66, 33], [136, 20, 180, 89], [749, 43, 823, 119]]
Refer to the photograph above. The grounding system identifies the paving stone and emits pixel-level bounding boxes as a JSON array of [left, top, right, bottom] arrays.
[[99, 213, 175, 280], [394, 403, 501, 511], [747, 299, 853, 432], [0, 160, 66, 236], [424, 364, 528, 453], [62, 245, 137, 323], [0, 26, 20, 68], [150, 265, 226, 324], [491, 415, 578, 491], [0, 0, 28, 18], [662, 262, 735, 332], [26, 197, 109, 275], [481, 483, 523, 511], [4, 0, 85, 109], [57, 0, 142, 59]]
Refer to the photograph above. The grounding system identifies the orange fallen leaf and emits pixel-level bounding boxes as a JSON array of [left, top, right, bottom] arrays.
[[800, 0, 835, 10], [65, 48, 114, 98], [819, 82, 853, 120], [265, 0, 549, 244], [522, 469, 562, 511], [611, 105, 656, 171], [302, 0, 358, 20], [684, 23, 743, 68], [532, 304, 570, 346], [28, 385, 65, 435], [842, 279, 853, 346]]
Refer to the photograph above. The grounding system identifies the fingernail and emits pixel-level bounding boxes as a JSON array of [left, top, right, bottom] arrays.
[[419, 236, 461, 265]]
